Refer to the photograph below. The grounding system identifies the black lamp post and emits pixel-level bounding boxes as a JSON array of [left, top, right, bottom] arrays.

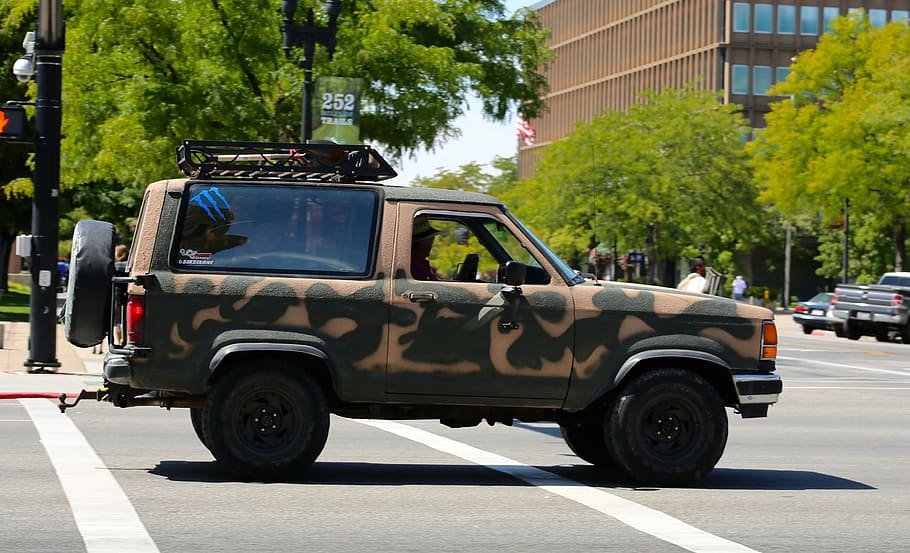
[[23, 0, 64, 371], [281, 0, 341, 142]]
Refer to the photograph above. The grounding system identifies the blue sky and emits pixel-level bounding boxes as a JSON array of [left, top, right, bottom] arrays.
[[387, 0, 541, 185]]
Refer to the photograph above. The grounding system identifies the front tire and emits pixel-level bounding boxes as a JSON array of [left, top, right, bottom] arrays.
[[203, 361, 329, 480], [606, 368, 727, 486], [189, 407, 209, 452]]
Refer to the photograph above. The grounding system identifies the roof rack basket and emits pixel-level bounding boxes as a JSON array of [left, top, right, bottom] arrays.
[[176, 140, 398, 182]]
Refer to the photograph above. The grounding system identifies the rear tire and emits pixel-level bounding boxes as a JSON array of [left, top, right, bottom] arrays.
[[203, 361, 329, 480], [801, 326, 813, 335], [845, 321, 861, 340], [64, 220, 116, 347], [606, 368, 727, 486], [560, 417, 615, 469]]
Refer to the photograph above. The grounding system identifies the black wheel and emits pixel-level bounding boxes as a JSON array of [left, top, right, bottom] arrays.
[[203, 361, 329, 480], [559, 417, 615, 469], [901, 324, 910, 344], [606, 368, 728, 486], [844, 321, 861, 340], [64, 220, 116, 347], [802, 325, 813, 335], [189, 407, 209, 452], [875, 329, 891, 343], [834, 325, 845, 338]]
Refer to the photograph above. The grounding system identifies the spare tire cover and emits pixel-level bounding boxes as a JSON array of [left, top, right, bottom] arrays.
[[64, 220, 116, 347]]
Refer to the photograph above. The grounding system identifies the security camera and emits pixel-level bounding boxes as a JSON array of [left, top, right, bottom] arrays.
[[12, 55, 34, 83]]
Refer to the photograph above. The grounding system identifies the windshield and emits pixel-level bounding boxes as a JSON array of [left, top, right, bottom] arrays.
[[506, 209, 584, 285]]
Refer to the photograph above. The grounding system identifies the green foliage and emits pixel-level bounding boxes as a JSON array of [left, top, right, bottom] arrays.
[[508, 85, 767, 280], [0, 283, 29, 322], [751, 13, 910, 275]]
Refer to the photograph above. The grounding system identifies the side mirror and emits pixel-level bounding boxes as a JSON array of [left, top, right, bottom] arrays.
[[502, 261, 526, 287]]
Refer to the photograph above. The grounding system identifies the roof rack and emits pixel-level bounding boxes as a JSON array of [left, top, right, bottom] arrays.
[[176, 140, 398, 182]]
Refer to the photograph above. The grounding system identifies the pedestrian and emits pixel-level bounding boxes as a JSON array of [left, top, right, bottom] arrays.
[[114, 244, 129, 272], [677, 257, 707, 293], [731, 274, 748, 301]]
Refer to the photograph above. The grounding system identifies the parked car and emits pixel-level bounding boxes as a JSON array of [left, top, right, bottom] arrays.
[[793, 292, 836, 335]]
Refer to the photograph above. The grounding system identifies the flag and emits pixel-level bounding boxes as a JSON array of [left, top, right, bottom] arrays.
[[516, 115, 536, 146]]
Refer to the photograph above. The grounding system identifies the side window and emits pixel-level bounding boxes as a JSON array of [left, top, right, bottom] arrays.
[[173, 183, 378, 276], [410, 213, 549, 284]]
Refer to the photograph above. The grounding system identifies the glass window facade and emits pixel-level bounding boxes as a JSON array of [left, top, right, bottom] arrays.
[[824, 7, 840, 31], [778, 5, 796, 34], [801, 6, 819, 35], [776, 67, 791, 85], [870, 9, 887, 27], [732, 65, 749, 94], [755, 4, 773, 33], [734, 3, 751, 32], [754, 66, 772, 96], [894, 10, 910, 21]]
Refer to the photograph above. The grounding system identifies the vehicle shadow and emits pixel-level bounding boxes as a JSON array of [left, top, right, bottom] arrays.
[[148, 460, 874, 491]]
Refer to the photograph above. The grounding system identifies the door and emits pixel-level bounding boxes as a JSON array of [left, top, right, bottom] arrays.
[[386, 203, 575, 401]]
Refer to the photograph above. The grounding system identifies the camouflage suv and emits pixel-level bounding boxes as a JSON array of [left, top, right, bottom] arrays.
[[63, 140, 782, 486]]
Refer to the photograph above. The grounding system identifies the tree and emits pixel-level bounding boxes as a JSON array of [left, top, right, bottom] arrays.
[[508, 85, 766, 285], [56, 0, 551, 189], [0, 1, 37, 290], [750, 14, 910, 275]]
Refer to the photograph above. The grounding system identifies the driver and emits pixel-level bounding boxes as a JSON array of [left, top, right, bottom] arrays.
[[411, 216, 440, 280]]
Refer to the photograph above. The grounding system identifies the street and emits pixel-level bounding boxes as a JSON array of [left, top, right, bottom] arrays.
[[1, 317, 908, 553]]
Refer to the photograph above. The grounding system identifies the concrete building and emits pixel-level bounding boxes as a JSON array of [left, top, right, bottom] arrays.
[[519, 0, 910, 178]]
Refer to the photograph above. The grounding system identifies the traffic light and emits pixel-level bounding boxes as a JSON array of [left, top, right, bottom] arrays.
[[0, 105, 27, 137]]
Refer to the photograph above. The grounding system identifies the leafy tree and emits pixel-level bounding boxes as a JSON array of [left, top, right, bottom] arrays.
[[0, 2, 37, 289], [508, 85, 766, 284], [55, 0, 550, 189], [750, 14, 910, 276]]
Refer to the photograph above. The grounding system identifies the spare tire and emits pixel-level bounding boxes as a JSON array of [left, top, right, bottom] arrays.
[[64, 220, 116, 347]]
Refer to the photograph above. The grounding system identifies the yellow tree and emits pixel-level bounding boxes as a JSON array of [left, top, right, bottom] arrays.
[[751, 14, 910, 275]]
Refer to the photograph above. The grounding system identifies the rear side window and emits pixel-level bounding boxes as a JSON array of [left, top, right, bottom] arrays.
[[173, 183, 379, 276]]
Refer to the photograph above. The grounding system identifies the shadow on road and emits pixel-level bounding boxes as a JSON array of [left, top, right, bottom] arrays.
[[148, 459, 874, 491]]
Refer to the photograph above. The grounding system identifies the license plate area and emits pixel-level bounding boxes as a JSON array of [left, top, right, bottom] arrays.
[[856, 312, 872, 320]]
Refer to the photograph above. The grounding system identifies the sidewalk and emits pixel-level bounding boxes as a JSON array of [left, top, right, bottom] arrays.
[[0, 321, 103, 396]]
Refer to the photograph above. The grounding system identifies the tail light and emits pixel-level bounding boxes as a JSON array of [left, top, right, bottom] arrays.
[[892, 294, 903, 308], [126, 295, 145, 345], [793, 304, 807, 313], [761, 320, 777, 360]]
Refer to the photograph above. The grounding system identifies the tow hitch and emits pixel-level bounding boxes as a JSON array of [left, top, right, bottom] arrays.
[[57, 388, 107, 413]]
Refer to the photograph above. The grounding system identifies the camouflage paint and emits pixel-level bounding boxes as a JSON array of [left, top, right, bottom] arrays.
[[111, 179, 776, 415]]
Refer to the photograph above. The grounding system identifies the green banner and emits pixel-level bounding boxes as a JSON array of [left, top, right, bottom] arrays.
[[312, 76, 364, 144]]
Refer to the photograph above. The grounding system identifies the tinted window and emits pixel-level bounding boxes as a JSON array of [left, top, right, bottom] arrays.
[[754, 66, 772, 96], [732, 65, 749, 94], [174, 183, 378, 276], [755, 4, 773, 33], [823, 7, 840, 31], [801, 6, 819, 35], [733, 3, 750, 32], [778, 5, 796, 34]]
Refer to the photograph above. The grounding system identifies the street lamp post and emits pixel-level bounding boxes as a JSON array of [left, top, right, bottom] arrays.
[[24, 0, 64, 371], [281, 0, 341, 142]]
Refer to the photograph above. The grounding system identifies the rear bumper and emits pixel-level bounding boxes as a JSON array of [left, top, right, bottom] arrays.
[[103, 352, 131, 385]]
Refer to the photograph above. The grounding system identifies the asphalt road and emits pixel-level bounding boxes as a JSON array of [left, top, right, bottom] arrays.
[[1, 319, 908, 553]]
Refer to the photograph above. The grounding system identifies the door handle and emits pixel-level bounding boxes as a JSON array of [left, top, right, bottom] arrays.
[[406, 291, 436, 303]]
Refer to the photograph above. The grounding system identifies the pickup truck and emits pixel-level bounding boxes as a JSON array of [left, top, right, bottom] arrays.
[[61, 140, 782, 486], [833, 272, 910, 342]]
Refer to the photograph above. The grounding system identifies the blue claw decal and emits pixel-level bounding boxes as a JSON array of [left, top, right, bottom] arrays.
[[190, 187, 231, 221]]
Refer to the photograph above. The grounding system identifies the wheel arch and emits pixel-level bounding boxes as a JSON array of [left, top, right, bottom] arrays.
[[610, 350, 738, 406], [207, 343, 337, 401]]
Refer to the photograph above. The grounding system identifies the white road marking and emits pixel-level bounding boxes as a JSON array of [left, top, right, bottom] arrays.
[[20, 399, 160, 553], [777, 356, 910, 376], [359, 419, 761, 553]]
